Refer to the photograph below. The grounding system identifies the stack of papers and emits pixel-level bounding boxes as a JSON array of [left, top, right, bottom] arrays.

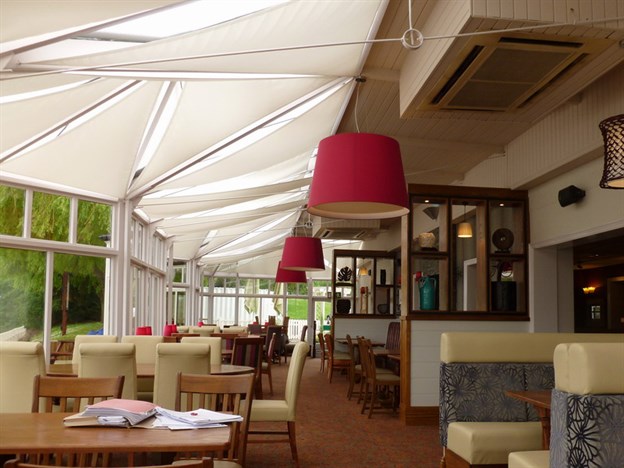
[[63, 398, 242, 431], [154, 408, 243, 430]]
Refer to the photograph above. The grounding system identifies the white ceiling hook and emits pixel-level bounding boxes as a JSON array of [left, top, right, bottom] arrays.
[[401, 28, 424, 50]]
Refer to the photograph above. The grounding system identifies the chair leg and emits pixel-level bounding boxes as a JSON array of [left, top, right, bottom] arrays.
[[328, 362, 333, 382], [287, 421, 299, 468], [267, 370, 273, 395], [368, 383, 377, 418]]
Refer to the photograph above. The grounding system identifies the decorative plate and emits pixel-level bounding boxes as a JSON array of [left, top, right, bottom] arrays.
[[492, 228, 514, 252], [337, 266, 352, 282]]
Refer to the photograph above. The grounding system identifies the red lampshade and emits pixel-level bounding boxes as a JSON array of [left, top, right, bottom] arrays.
[[307, 133, 409, 219], [280, 236, 325, 271], [275, 261, 307, 283]]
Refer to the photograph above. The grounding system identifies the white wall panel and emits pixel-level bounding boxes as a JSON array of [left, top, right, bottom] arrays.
[[472, 0, 623, 22], [409, 319, 529, 405]]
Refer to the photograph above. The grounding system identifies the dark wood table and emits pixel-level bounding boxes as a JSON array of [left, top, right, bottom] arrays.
[[0, 412, 230, 463], [47, 363, 254, 378], [505, 390, 552, 449]]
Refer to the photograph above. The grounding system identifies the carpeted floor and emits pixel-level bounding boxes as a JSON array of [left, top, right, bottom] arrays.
[[245, 355, 442, 468]]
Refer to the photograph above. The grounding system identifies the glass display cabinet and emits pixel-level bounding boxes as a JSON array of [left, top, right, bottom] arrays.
[[406, 185, 529, 317], [332, 249, 398, 316]]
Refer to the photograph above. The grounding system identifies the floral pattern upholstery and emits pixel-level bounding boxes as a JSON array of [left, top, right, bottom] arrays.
[[439, 362, 554, 446], [550, 388, 624, 468]]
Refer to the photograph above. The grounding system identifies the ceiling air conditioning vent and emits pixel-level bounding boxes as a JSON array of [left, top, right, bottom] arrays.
[[312, 217, 381, 240], [423, 32, 611, 113]]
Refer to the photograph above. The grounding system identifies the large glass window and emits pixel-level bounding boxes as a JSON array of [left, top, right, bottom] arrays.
[[32, 191, 70, 242], [0, 185, 24, 236]]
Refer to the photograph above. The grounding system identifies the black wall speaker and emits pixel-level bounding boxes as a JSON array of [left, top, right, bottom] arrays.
[[558, 185, 586, 207]]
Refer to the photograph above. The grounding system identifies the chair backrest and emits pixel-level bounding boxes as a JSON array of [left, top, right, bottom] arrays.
[[78, 343, 137, 400], [175, 372, 255, 465], [317, 332, 326, 359], [121, 335, 163, 364], [299, 325, 308, 342], [323, 334, 334, 358], [32, 375, 124, 412], [357, 337, 372, 380], [385, 321, 400, 350], [0, 341, 46, 413], [265, 325, 283, 358], [247, 323, 262, 335], [265, 333, 277, 367], [153, 343, 211, 409], [284, 341, 310, 420], [181, 337, 222, 365], [345, 334, 358, 365], [267, 316, 276, 326], [72, 335, 117, 364], [232, 337, 263, 382], [189, 326, 212, 337]]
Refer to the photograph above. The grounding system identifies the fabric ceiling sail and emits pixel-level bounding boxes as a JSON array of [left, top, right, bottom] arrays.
[[25, 1, 386, 77], [129, 77, 333, 191], [174, 210, 298, 260], [153, 85, 350, 190], [1, 81, 162, 198], [139, 178, 310, 218], [0, 0, 182, 48], [1, 78, 131, 154], [156, 200, 305, 235]]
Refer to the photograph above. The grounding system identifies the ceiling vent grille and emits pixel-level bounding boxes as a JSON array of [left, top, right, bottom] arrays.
[[423, 33, 610, 112], [312, 217, 381, 240]]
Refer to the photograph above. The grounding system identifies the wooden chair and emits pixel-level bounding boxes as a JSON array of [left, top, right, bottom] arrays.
[[175, 372, 255, 468], [261, 333, 277, 395], [358, 338, 400, 418], [0, 341, 46, 413], [231, 336, 264, 399], [345, 334, 362, 400], [78, 342, 137, 400], [248, 341, 310, 468], [32, 375, 124, 413], [324, 334, 351, 383], [31, 374, 124, 466], [317, 332, 328, 373], [265, 325, 284, 365]]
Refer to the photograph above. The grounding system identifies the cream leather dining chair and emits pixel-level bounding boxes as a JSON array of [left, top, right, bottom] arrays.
[[248, 341, 310, 468], [71, 335, 117, 364], [121, 335, 163, 401], [0, 341, 46, 413], [153, 343, 210, 410], [78, 342, 137, 400], [180, 336, 222, 366]]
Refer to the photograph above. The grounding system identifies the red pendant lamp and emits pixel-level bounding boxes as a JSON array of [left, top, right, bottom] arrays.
[[307, 132, 409, 219], [275, 261, 307, 283], [280, 236, 325, 271]]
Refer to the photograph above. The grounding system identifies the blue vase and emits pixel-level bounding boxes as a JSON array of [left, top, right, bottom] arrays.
[[419, 276, 437, 310]]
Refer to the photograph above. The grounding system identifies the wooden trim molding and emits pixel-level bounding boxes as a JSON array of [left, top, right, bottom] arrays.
[[402, 405, 439, 426]]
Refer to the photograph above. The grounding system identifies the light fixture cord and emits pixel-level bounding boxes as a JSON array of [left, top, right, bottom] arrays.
[[354, 76, 365, 133]]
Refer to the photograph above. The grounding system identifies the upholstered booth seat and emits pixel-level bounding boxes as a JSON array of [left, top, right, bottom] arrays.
[[508, 450, 549, 468], [448, 422, 542, 465], [440, 332, 624, 468]]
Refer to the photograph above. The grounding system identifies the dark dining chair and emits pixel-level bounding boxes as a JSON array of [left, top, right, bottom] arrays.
[[231, 336, 264, 399]]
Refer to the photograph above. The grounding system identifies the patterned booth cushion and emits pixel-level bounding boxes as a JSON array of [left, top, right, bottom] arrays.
[[550, 389, 624, 467], [439, 362, 554, 446]]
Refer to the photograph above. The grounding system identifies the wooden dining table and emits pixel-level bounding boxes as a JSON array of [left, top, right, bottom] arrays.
[[47, 362, 254, 378], [505, 390, 552, 449], [0, 412, 230, 464]]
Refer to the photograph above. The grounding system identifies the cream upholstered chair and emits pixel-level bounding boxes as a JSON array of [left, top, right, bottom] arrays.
[[71, 334, 117, 364], [78, 342, 138, 400], [0, 341, 46, 413], [189, 326, 212, 337], [121, 335, 163, 401], [153, 343, 210, 410], [248, 341, 310, 468], [181, 336, 223, 365]]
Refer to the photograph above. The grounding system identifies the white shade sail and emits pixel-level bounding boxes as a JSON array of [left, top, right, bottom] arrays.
[[0, 0, 387, 267]]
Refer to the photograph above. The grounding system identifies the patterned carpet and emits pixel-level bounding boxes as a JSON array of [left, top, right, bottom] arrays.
[[245, 355, 442, 468]]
